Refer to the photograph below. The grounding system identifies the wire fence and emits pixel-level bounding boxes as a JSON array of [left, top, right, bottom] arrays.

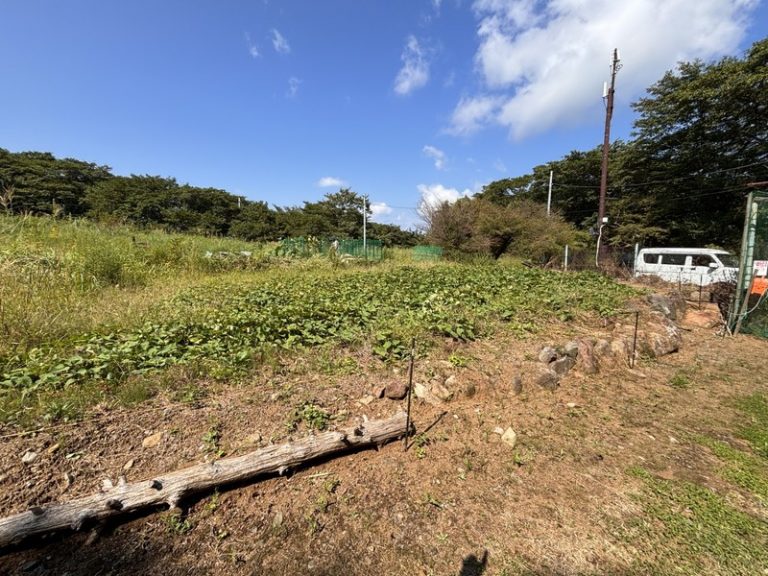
[[275, 237, 383, 261]]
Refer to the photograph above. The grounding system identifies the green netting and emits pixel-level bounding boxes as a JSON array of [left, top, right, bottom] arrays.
[[412, 245, 443, 261], [275, 237, 383, 261], [731, 191, 768, 336]]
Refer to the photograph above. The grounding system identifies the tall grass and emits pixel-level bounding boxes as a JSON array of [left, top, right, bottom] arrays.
[[0, 215, 273, 358]]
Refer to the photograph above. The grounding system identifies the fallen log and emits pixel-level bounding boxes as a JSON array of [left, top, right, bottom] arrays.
[[0, 412, 409, 550]]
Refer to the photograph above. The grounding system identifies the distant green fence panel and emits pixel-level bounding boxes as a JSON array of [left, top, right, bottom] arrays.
[[276, 237, 383, 261], [412, 245, 443, 261], [336, 239, 382, 261]]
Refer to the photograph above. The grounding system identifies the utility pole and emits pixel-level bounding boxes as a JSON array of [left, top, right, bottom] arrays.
[[597, 48, 621, 262], [362, 194, 368, 259], [547, 170, 553, 216]]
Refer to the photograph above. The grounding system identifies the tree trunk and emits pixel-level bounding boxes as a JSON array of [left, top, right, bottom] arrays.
[[0, 412, 409, 550]]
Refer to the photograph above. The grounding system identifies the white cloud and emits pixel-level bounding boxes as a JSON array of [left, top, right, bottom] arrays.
[[370, 202, 394, 218], [417, 183, 473, 212], [432, 0, 443, 13], [422, 145, 447, 170], [394, 36, 430, 95], [317, 176, 348, 188], [272, 28, 291, 54], [286, 76, 301, 98], [245, 33, 260, 58], [448, 95, 503, 135], [450, 0, 758, 139]]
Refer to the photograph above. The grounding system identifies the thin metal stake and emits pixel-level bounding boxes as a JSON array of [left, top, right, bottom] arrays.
[[404, 338, 415, 449], [698, 278, 703, 309], [630, 311, 639, 368]]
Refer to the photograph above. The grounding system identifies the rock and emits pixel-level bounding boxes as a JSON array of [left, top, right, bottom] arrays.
[[413, 381, 450, 406], [566, 402, 577, 408], [563, 341, 580, 359], [244, 433, 262, 446], [444, 375, 457, 388], [683, 308, 721, 329], [431, 382, 454, 402], [21, 451, 38, 465], [576, 339, 599, 374], [493, 427, 505, 435], [358, 395, 376, 406], [538, 346, 558, 364], [550, 356, 576, 377], [500, 428, 517, 449], [142, 431, 164, 449], [647, 293, 686, 321], [534, 368, 559, 391], [610, 339, 629, 359], [594, 339, 611, 357], [512, 375, 523, 395], [462, 382, 476, 398], [272, 511, 284, 528], [373, 385, 386, 399], [123, 459, 135, 471], [385, 381, 408, 400], [47, 443, 61, 455]]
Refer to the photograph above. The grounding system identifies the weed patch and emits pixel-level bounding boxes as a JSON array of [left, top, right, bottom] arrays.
[[623, 466, 768, 574]]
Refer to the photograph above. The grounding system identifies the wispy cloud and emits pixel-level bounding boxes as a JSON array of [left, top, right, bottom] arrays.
[[394, 36, 430, 96], [422, 145, 447, 170], [449, 0, 759, 139], [448, 95, 503, 135], [286, 76, 301, 99], [317, 176, 348, 188], [244, 33, 260, 58], [370, 202, 394, 219], [271, 28, 291, 54], [417, 183, 473, 212]]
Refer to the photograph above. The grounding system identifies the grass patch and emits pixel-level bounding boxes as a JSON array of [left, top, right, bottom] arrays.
[[668, 371, 692, 389], [624, 466, 768, 575], [699, 438, 768, 504], [735, 393, 768, 459]]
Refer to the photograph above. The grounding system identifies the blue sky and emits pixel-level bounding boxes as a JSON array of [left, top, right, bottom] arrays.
[[1, 0, 766, 229]]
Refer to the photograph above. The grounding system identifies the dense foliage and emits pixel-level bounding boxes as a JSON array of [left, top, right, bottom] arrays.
[[0, 262, 634, 421], [425, 197, 586, 261], [474, 37, 768, 251], [0, 153, 421, 246]]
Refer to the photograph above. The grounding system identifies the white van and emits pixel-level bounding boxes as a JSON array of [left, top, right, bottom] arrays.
[[634, 247, 738, 286]]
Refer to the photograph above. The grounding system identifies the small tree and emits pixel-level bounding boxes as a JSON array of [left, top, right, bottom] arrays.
[[0, 185, 14, 214]]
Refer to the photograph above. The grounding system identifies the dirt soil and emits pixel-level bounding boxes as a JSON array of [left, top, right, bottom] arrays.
[[0, 296, 766, 575]]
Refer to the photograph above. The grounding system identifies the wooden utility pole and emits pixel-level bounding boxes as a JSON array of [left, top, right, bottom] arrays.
[[597, 48, 621, 261]]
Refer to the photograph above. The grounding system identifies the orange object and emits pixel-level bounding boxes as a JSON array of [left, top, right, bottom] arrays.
[[751, 277, 768, 296]]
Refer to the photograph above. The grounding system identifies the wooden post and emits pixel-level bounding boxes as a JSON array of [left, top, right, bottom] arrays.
[[0, 413, 409, 549]]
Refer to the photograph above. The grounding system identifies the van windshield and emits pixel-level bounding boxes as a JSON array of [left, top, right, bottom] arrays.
[[718, 253, 739, 268]]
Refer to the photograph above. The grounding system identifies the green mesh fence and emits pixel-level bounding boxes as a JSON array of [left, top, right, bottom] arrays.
[[731, 191, 768, 336], [412, 245, 443, 261], [276, 237, 383, 261]]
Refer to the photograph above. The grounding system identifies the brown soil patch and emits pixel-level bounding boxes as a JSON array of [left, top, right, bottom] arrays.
[[1, 300, 766, 575]]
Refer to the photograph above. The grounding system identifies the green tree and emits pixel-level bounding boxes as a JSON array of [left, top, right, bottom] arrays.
[[0, 148, 112, 215], [623, 38, 768, 248]]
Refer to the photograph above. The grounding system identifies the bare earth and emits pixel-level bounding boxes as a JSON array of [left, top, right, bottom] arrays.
[[1, 297, 765, 575]]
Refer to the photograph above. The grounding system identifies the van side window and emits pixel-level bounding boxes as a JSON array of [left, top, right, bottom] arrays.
[[692, 254, 714, 267], [662, 254, 687, 265], [643, 253, 659, 264]]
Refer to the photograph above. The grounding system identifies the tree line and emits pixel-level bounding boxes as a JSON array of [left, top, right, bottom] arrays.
[[431, 37, 768, 257], [0, 153, 420, 246], [3, 38, 766, 257]]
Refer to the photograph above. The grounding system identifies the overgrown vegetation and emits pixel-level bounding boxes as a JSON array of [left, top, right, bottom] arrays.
[[625, 466, 768, 575], [0, 214, 636, 425]]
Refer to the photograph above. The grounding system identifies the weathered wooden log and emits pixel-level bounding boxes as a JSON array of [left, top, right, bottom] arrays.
[[0, 412, 409, 550]]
